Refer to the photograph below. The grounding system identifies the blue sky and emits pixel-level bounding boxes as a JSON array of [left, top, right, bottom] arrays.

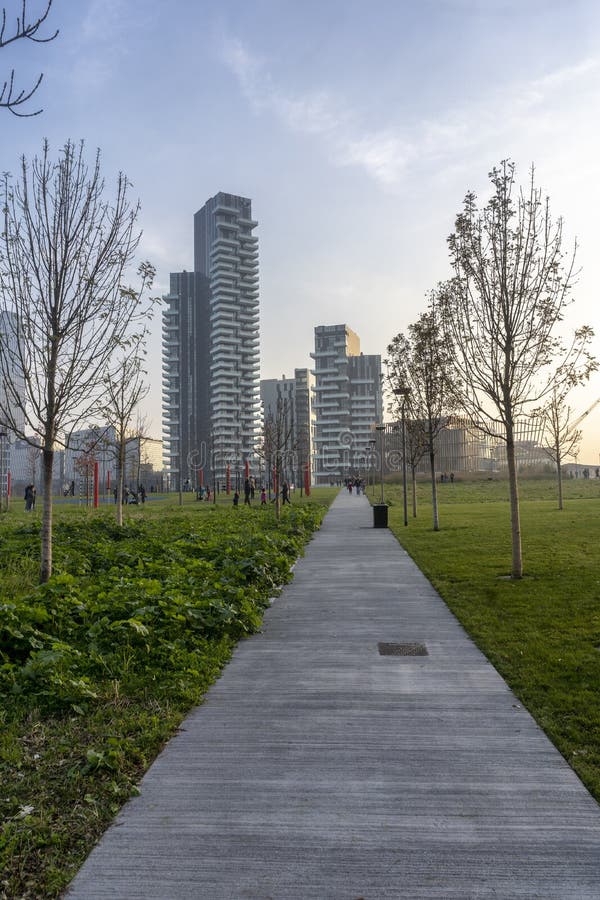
[[4, 0, 600, 460]]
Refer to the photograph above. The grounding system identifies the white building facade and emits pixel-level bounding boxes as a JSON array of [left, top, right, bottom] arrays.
[[162, 192, 260, 489], [311, 324, 382, 485]]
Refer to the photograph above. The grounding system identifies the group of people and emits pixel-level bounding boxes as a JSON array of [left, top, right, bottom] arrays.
[[232, 479, 291, 507], [345, 477, 365, 495], [113, 484, 147, 504]]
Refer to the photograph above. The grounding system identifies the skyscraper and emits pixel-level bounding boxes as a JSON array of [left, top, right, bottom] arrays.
[[311, 324, 382, 485], [162, 193, 259, 489]]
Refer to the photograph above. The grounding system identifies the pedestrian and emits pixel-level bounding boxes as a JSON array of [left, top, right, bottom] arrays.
[[24, 483, 35, 512], [244, 478, 251, 505], [139, 484, 146, 504], [260, 486, 267, 505], [250, 477, 256, 500], [233, 490, 240, 506], [282, 481, 291, 505]]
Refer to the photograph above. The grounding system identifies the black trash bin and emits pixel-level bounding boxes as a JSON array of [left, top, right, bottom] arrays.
[[373, 503, 388, 528]]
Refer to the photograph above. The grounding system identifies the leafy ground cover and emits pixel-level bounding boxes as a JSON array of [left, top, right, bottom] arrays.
[[0, 490, 334, 899], [382, 474, 600, 804]]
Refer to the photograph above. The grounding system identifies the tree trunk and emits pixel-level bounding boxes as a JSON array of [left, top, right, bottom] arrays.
[[116, 437, 125, 527], [274, 460, 281, 521], [556, 447, 564, 511], [40, 447, 54, 583], [429, 448, 439, 531], [506, 429, 523, 578], [411, 466, 417, 518]]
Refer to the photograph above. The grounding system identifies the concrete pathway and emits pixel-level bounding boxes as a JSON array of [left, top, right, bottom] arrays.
[[66, 491, 600, 899]]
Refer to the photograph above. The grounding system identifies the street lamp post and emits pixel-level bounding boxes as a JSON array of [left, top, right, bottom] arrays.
[[368, 438, 376, 497], [393, 388, 410, 527], [372, 425, 388, 528], [401, 397, 408, 527], [375, 424, 385, 504]]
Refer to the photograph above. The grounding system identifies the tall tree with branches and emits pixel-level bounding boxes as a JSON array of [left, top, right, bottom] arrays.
[[387, 295, 458, 531], [0, 139, 153, 581], [1, 1, 57, 115], [444, 160, 596, 577]]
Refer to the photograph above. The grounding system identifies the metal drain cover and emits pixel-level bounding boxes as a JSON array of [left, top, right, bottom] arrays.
[[378, 642, 428, 656]]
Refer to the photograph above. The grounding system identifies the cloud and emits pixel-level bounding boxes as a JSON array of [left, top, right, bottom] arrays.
[[221, 36, 600, 192], [221, 37, 346, 138], [221, 36, 409, 186], [341, 132, 415, 185]]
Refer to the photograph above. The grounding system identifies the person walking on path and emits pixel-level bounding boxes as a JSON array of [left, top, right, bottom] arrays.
[[282, 481, 291, 505], [24, 483, 35, 511], [244, 478, 252, 505], [260, 486, 267, 506]]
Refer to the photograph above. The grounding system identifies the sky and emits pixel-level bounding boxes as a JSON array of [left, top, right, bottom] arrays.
[[4, 0, 600, 463]]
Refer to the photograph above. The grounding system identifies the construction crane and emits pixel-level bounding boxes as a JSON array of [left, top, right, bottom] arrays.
[[571, 397, 600, 429]]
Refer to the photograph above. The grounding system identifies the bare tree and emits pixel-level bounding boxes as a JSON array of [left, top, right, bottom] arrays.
[[99, 330, 153, 526], [387, 296, 458, 531], [0, 139, 153, 581], [403, 412, 428, 519], [1, 1, 58, 116], [535, 388, 582, 510], [257, 396, 295, 520], [444, 160, 596, 577]]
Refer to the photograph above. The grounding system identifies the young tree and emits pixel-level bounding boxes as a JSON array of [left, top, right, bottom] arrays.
[[1, 1, 58, 115], [257, 396, 295, 520], [387, 296, 457, 531], [445, 160, 596, 577], [535, 388, 583, 510], [99, 330, 152, 526], [0, 139, 152, 581], [403, 413, 428, 518]]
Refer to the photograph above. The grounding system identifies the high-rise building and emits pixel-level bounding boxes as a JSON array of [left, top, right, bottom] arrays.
[[311, 324, 382, 485], [162, 193, 259, 489], [293, 367, 316, 484], [259, 368, 315, 487]]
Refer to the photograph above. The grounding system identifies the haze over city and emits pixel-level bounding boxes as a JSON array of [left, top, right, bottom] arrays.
[[4, 0, 600, 461]]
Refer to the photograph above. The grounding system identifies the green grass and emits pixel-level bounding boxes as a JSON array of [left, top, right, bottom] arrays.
[[381, 474, 600, 803], [0, 488, 335, 899]]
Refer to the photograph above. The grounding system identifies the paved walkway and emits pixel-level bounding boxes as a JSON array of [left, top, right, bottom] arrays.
[[67, 491, 600, 899]]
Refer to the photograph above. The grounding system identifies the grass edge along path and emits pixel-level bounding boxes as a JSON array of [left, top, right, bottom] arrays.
[[382, 477, 600, 806], [0, 491, 335, 899]]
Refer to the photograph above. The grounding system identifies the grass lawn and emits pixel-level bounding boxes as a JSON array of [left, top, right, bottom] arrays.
[[380, 473, 600, 803], [0, 487, 335, 899]]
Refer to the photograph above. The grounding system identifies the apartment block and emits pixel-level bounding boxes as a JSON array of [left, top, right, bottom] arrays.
[[259, 368, 315, 486], [311, 324, 382, 485], [162, 192, 259, 488]]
